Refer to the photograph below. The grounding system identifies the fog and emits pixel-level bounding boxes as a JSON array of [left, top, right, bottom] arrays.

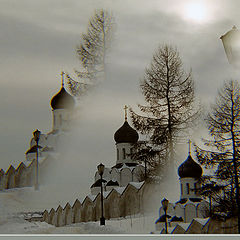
[[0, 0, 240, 210]]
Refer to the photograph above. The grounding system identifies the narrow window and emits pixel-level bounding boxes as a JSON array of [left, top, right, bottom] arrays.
[[194, 183, 197, 194], [187, 183, 190, 194], [117, 149, 119, 160], [123, 148, 126, 159], [181, 184, 183, 195], [130, 148, 133, 158]]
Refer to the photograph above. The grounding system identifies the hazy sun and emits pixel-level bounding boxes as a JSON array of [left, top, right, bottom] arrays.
[[183, 2, 208, 23]]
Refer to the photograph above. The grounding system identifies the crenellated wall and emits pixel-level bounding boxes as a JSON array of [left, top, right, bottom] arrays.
[[0, 159, 43, 190], [41, 182, 145, 227]]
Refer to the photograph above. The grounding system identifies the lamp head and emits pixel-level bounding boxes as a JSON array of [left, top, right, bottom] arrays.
[[33, 129, 41, 142], [161, 198, 169, 211], [97, 163, 105, 176]]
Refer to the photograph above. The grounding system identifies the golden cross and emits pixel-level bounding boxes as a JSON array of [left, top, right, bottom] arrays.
[[188, 139, 191, 155], [124, 105, 128, 121], [61, 71, 65, 87]]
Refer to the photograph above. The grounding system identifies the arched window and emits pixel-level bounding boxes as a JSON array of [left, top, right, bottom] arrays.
[[123, 148, 126, 159], [186, 183, 190, 194], [117, 149, 119, 160]]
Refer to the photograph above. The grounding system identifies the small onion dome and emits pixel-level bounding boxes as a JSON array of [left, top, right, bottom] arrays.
[[90, 179, 107, 188], [50, 87, 75, 110], [106, 180, 119, 187], [25, 145, 42, 154], [114, 121, 139, 143], [178, 155, 203, 179]]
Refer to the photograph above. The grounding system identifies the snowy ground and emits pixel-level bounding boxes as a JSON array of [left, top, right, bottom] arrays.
[[0, 186, 158, 234]]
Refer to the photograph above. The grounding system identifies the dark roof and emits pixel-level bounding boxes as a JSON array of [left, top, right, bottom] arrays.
[[176, 198, 202, 204], [50, 87, 75, 110], [155, 214, 171, 223], [189, 198, 202, 202], [106, 180, 119, 186], [114, 121, 139, 143], [176, 198, 187, 204], [90, 179, 107, 188], [112, 162, 138, 169], [178, 155, 202, 179], [26, 145, 42, 154], [170, 216, 184, 222]]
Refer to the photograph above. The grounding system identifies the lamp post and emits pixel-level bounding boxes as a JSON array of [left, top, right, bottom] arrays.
[[161, 198, 169, 234], [33, 129, 41, 190], [97, 163, 105, 226]]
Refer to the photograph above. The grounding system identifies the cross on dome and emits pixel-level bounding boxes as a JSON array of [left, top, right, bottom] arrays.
[[61, 71, 65, 87], [124, 105, 128, 122], [188, 139, 191, 156]]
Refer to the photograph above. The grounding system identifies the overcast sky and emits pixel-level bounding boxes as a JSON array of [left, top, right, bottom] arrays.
[[0, 0, 240, 206]]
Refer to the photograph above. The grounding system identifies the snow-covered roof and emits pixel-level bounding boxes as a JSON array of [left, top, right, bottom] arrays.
[[176, 223, 191, 231], [103, 190, 111, 198], [129, 181, 145, 190], [87, 194, 98, 202], [114, 186, 126, 195], [193, 217, 210, 226]]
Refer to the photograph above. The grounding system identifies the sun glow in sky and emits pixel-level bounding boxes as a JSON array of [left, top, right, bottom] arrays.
[[183, 1, 209, 23]]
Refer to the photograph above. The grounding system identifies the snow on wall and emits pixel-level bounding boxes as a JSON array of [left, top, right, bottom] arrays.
[[0, 159, 41, 190], [41, 182, 146, 227]]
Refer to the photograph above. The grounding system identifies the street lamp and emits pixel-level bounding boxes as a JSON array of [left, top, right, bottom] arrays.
[[97, 163, 105, 226], [161, 198, 169, 234], [33, 129, 41, 190]]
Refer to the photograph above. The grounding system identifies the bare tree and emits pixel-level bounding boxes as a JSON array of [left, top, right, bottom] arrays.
[[195, 80, 240, 233], [67, 9, 115, 97], [130, 45, 199, 177]]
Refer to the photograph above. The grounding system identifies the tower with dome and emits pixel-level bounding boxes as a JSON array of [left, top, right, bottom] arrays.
[[90, 106, 145, 194], [25, 72, 75, 163]]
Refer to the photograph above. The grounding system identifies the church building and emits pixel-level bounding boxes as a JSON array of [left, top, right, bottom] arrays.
[[25, 72, 75, 163], [90, 107, 145, 194]]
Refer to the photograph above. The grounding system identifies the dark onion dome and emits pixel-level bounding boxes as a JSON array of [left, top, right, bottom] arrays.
[[25, 145, 42, 154], [90, 179, 107, 188], [114, 121, 139, 143], [50, 87, 75, 110], [106, 180, 119, 186], [178, 155, 203, 179]]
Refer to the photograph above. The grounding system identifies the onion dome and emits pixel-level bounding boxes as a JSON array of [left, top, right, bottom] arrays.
[[50, 86, 75, 110], [114, 121, 139, 143], [178, 155, 203, 179]]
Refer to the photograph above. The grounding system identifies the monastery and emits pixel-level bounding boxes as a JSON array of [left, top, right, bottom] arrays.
[[0, 73, 212, 232]]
